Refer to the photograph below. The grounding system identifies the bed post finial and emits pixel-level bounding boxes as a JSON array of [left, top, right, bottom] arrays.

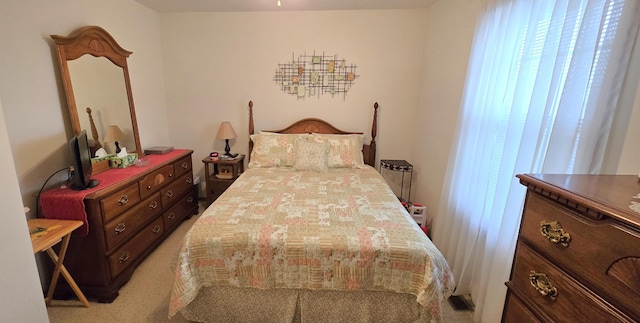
[[369, 102, 378, 166], [248, 100, 254, 159]]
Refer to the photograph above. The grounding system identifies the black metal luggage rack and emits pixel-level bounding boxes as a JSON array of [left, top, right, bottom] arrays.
[[379, 159, 413, 202]]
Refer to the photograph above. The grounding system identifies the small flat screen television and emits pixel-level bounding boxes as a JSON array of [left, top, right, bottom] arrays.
[[69, 130, 99, 190]]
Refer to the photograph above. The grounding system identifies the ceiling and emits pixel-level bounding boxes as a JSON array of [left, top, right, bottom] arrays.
[[133, 0, 438, 13]]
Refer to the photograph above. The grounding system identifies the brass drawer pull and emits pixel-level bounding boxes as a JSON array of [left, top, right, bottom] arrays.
[[147, 185, 152, 190], [169, 173, 173, 178], [166, 190, 174, 198], [187, 197, 194, 203], [152, 225, 161, 234], [114, 223, 126, 234], [149, 200, 159, 209], [168, 212, 176, 221], [186, 177, 193, 184], [118, 251, 130, 263], [529, 271, 558, 301], [118, 195, 129, 205], [181, 162, 188, 169], [540, 221, 571, 247]]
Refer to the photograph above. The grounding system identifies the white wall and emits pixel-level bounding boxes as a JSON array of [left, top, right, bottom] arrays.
[[0, 98, 49, 322], [159, 10, 430, 186]]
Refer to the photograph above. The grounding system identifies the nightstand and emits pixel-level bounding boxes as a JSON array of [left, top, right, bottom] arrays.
[[202, 154, 244, 205]]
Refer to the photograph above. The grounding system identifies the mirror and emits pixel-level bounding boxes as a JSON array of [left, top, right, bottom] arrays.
[[51, 26, 141, 155]]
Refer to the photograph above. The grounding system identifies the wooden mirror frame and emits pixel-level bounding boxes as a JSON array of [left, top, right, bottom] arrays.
[[51, 26, 141, 154]]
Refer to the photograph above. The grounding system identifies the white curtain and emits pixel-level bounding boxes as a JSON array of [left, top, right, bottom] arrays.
[[432, 0, 640, 322]]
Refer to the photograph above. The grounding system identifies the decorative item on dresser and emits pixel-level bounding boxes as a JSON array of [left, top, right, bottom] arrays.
[[503, 174, 640, 322], [39, 149, 198, 302]]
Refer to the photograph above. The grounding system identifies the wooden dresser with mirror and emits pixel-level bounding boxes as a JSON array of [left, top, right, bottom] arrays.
[[503, 174, 640, 322], [43, 26, 198, 302]]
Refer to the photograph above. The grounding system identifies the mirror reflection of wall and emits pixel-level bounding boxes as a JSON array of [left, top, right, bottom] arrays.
[[68, 55, 135, 153]]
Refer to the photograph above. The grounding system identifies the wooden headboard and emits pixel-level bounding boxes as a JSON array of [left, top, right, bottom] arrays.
[[248, 101, 379, 167]]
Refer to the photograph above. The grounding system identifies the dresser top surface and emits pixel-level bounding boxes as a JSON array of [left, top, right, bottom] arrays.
[[518, 174, 640, 228]]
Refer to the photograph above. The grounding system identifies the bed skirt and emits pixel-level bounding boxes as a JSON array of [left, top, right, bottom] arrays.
[[180, 286, 440, 323]]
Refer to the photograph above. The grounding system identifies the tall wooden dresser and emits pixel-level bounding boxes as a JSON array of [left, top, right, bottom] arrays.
[[503, 174, 640, 322], [40, 149, 198, 302]]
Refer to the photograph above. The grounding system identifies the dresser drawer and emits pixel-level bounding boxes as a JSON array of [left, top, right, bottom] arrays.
[[503, 293, 541, 323], [521, 193, 640, 315], [103, 193, 162, 251], [108, 217, 164, 278], [174, 155, 192, 177], [160, 172, 194, 208], [139, 164, 175, 199], [163, 187, 197, 231], [101, 183, 141, 223], [510, 242, 631, 322]]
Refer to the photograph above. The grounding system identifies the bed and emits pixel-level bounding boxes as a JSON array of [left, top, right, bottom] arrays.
[[169, 101, 454, 322]]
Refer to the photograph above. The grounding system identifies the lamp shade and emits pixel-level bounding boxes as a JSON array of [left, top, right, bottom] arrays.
[[104, 125, 126, 142], [216, 122, 237, 140]]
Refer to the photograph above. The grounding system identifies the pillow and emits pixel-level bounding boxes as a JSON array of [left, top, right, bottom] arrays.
[[248, 133, 309, 168], [311, 133, 365, 168], [293, 138, 330, 172]]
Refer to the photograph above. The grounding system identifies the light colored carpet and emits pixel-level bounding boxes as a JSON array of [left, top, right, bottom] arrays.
[[46, 201, 475, 323]]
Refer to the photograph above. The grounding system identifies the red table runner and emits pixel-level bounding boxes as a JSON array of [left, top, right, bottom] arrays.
[[40, 149, 189, 235]]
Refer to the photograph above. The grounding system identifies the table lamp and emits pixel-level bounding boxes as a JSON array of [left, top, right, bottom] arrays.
[[216, 121, 238, 158], [104, 125, 126, 154]]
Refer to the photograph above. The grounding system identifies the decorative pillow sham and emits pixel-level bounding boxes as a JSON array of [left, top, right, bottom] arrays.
[[311, 133, 365, 168], [248, 133, 310, 168], [293, 138, 330, 172]]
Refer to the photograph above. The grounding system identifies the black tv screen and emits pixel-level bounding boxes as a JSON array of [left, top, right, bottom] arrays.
[[69, 130, 99, 190]]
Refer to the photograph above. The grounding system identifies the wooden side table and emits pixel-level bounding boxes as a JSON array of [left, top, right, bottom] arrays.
[[28, 218, 90, 307], [202, 154, 244, 205]]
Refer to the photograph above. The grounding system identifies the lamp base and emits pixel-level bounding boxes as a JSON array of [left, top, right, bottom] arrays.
[[224, 139, 238, 158]]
